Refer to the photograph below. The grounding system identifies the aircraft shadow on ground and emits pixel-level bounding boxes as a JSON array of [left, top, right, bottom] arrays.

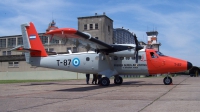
[[21, 81, 185, 92], [55, 81, 181, 92], [21, 83, 58, 86]]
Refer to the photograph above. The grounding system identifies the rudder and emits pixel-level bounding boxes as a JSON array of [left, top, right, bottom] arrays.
[[22, 22, 48, 57]]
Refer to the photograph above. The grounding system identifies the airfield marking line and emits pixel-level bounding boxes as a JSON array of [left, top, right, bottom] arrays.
[[138, 76, 189, 112], [9, 86, 123, 112]]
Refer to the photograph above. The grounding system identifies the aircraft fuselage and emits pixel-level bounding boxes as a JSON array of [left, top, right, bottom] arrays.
[[29, 48, 190, 76]]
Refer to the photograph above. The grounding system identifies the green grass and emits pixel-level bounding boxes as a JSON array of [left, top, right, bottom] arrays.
[[0, 80, 67, 84]]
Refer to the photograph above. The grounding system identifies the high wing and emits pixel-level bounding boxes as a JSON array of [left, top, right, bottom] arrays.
[[44, 28, 137, 54]]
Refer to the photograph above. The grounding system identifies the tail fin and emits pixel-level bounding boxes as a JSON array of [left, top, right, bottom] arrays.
[[22, 22, 47, 57], [11, 22, 47, 63]]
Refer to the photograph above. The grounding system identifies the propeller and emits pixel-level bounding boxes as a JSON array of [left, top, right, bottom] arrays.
[[133, 34, 143, 63]]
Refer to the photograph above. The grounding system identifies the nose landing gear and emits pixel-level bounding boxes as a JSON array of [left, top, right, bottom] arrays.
[[163, 76, 172, 85]]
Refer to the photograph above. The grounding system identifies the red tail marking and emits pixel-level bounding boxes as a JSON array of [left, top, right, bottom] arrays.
[[26, 22, 47, 57]]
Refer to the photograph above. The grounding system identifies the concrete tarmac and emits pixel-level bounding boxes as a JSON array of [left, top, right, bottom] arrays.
[[0, 75, 200, 112]]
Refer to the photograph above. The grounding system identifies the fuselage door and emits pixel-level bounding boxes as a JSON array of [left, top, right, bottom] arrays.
[[149, 52, 162, 68]]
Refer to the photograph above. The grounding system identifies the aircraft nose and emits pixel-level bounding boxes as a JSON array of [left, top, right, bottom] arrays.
[[187, 62, 193, 70]]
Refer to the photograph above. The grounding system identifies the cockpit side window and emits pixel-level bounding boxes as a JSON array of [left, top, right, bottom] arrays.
[[150, 52, 157, 58], [156, 51, 165, 56]]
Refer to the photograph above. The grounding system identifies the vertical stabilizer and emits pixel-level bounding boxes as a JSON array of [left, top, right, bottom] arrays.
[[21, 22, 48, 63]]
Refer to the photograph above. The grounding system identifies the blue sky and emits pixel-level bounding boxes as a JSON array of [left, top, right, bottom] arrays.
[[0, 0, 200, 66]]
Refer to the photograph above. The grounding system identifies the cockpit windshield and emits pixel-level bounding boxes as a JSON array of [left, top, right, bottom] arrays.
[[155, 51, 165, 56]]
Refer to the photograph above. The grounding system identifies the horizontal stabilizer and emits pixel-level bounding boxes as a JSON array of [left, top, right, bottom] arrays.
[[10, 45, 41, 53]]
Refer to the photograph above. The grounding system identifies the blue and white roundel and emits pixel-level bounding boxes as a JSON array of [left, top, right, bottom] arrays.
[[72, 58, 80, 67]]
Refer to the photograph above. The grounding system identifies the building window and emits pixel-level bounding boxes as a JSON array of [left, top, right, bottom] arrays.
[[108, 25, 110, 32], [2, 51, 11, 56], [50, 38, 59, 44], [84, 24, 87, 30], [8, 38, 16, 47], [40, 36, 48, 44], [61, 38, 67, 44], [73, 47, 77, 53], [18, 37, 23, 45], [7, 51, 11, 55], [45, 49, 48, 52], [90, 24, 93, 30], [95, 23, 98, 29], [0, 39, 6, 48], [2, 51, 6, 56], [49, 48, 54, 52], [8, 61, 19, 67]]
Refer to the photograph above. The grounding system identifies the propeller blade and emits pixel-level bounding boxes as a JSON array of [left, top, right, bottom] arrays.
[[136, 51, 138, 63], [134, 34, 139, 63], [133, 34, 144, 63]]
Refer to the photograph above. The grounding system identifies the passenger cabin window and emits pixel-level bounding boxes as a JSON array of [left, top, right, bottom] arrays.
[[131, 57, 135, 60], [138, 55, 142, 60], [150, 52, 157, 58], [126, 57, 130, 60], [86, 57, 90, 61], [113, 56, 118, 60], [120, 57, 124, 60]]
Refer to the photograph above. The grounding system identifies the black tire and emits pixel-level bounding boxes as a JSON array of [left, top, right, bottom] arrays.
[[194, 70, 199, 77], [163, 77, 172, 85], [114, 76, 123, 85], [100, 77, 110, 86]]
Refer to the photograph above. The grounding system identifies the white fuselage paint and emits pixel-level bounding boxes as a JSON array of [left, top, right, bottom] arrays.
[[29, 50, 149, 76]]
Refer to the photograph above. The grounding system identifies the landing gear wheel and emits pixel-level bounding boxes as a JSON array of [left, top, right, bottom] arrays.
[[163, 77, 172, 85], [100, 77, 110, 86], [114, 76, 123, 85]]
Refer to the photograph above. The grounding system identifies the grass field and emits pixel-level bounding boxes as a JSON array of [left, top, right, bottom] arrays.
[[0, 80, 67, 84]]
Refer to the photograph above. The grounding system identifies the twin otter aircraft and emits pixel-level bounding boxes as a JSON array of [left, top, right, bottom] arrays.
[[12, 22, 193, 86]]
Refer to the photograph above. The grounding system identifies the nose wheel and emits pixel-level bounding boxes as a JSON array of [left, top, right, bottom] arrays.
[[163, 77, 172, 85]]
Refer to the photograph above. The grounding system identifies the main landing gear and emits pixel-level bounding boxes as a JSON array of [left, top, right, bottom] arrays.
[[163, 76, 172, 85], [114, 76, 123, 85], [99, 76, 123, 86], [99, 77, 110, 86]]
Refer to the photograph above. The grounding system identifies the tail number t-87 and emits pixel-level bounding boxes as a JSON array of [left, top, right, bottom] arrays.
[[56, 59, 71, 66]]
